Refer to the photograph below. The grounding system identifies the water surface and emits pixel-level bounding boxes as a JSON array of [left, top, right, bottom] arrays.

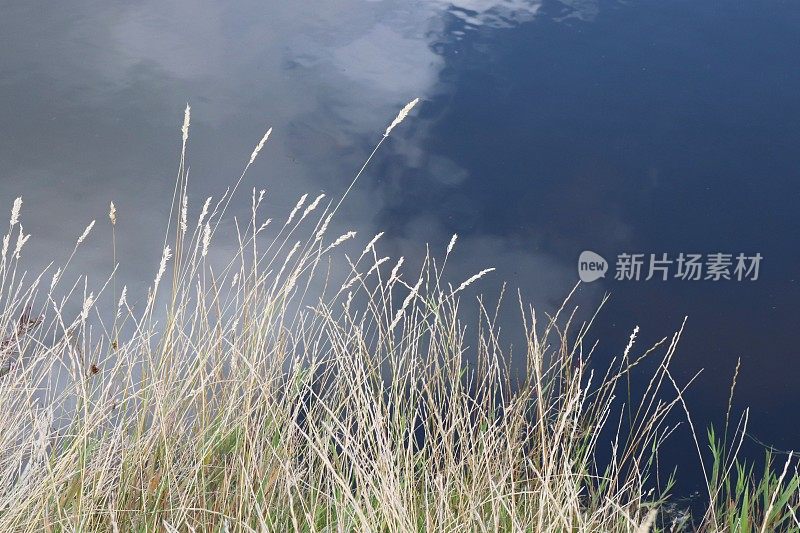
[[1, 0, 798, 495]]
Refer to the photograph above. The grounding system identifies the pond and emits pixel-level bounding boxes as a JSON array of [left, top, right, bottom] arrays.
[[1, 0, 798, 499]]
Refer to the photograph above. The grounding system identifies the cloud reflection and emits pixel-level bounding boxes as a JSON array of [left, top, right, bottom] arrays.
[[0, 0, 600, 330]]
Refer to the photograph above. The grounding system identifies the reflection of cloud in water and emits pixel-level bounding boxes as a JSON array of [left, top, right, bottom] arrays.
[[332, 24, 442, 96], [555, 0, 601, 21], [436, 0, 600, 29], [437, 0, 543, 28], [0, 0, 602, 324]]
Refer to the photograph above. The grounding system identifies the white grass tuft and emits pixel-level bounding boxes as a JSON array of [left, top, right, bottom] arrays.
[[446, 233, 458, 256], [9, 197, 22, 227], [384, 98, 420, 137], [248, 127, 273, 166], [77, 220, 96, 245], [181, 104, 191, 145]]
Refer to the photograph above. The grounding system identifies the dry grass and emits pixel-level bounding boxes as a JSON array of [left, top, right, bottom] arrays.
[[0, 102, 797, 532]]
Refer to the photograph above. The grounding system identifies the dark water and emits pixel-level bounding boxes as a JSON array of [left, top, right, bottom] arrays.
[[1, 0, 798, 496]]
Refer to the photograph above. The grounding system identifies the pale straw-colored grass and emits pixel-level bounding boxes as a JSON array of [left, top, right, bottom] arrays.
[[0, 100, 795, 532]]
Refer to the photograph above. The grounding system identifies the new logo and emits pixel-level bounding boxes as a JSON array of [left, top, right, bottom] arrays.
[[578, 251, 608, 282]]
